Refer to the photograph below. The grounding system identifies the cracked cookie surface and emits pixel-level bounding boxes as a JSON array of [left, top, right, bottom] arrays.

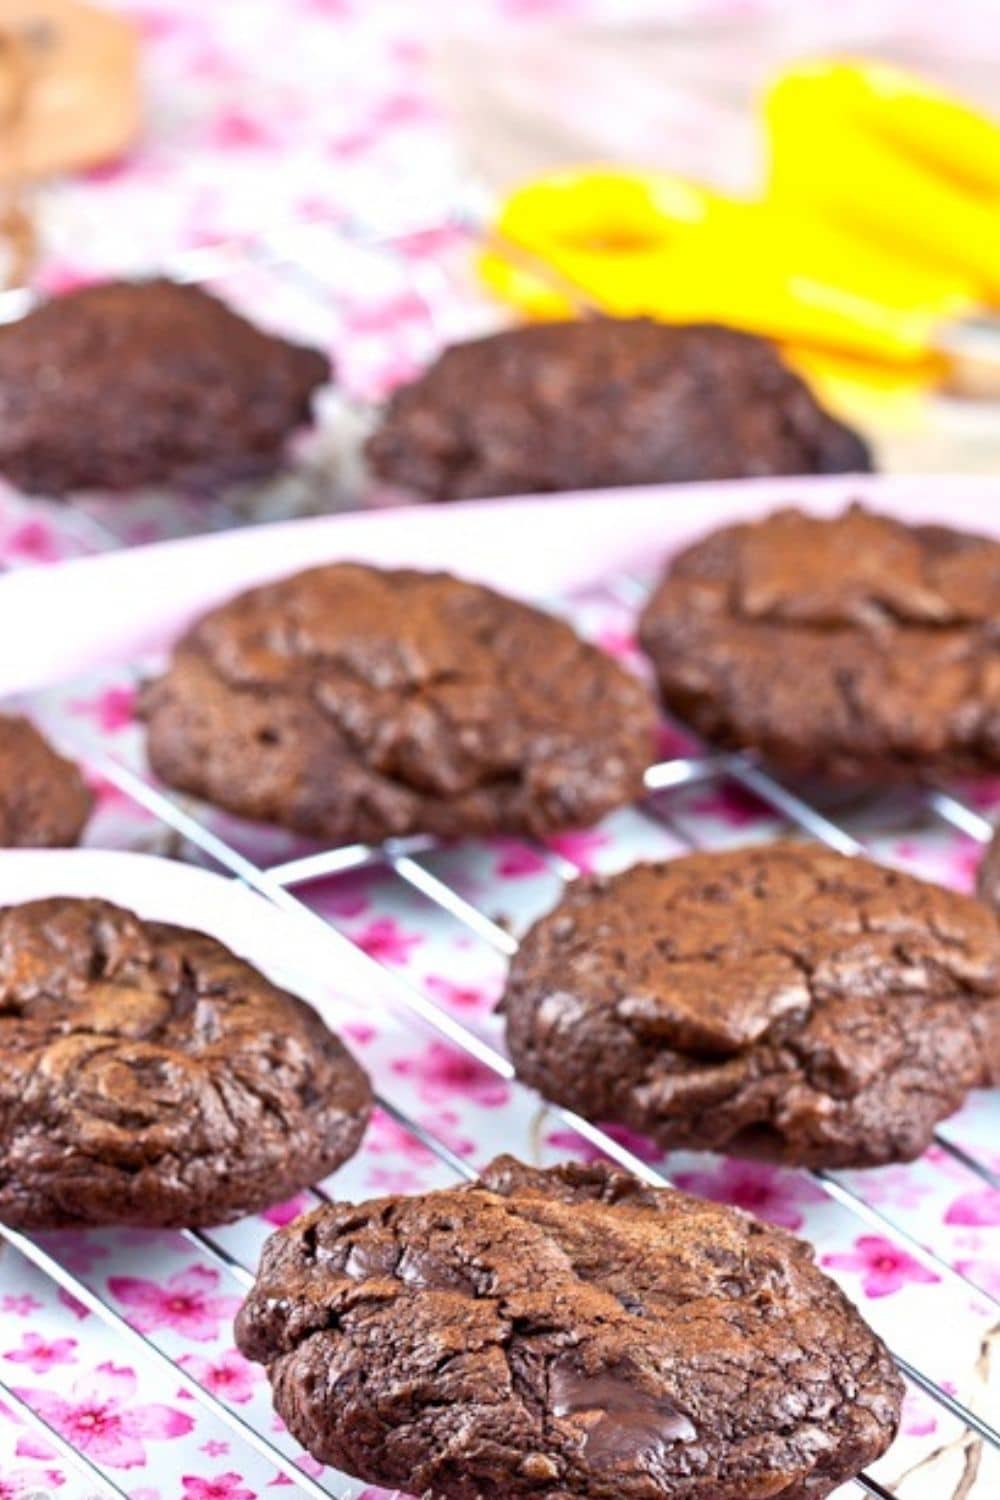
[[236, 1154, 902, 1500], [0, 898, 372, 1229], [0, 716, 92, 848], [638, 504, 1000, 781], [503, 844, 1000, 1168], [366, 318, 871, 501], [143, 562, 658, 843], [0, 279, 330, 495]]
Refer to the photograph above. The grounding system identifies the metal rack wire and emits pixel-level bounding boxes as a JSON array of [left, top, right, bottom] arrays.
[[1, 601, 997, 1498], [1, 219, 998, 1500]]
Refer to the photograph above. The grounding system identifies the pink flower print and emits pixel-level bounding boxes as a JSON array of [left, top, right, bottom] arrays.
[[40, 1229, 110, 1274], [822, 1235, 940, 1298], [307, 866, 388, 920], [313, 889, 369, 921], [373, 93, 436, 131], [14, 1361, 193, 1469], [390, 1041, 510, 1108], [417, 1108, 475, 1159], [108, 1264, 240, 1342], [1, 1295, 41, 1317], [57, 1287, 90, 1321], [367, 1107, 434, 1163], [299, 0, 354, 17], [178, 1348, 261, 1404], [207, 110, 277, 152], [595, 623, 638, 660], [201, 1440, 230, 1457], [0, 1471, 65, 1498], [342, 1020, 379, 1048], [956, 1256, 1000, 1299], [133, 7, 190, 41], [901, 1389, 939, 1439], [502, 0, 583, 16], [13, 1430, 57, 1461], [686, 781, 773, 829], [342, 292, 431, 336], [963, 776, 1000, 812], [425, 974, 498, 1014], [67, 683, 136, 733], [672, 1159, 824, 1232], [944, 1189, 1000, 1226], [494, 841, 549, 879], [367, 1165, 427, 1194], [182, 1472, 256, 1500], [838, 1162, 929, 1212], [80, 154, 145, 186], [189, 45, 240, 83], [350, 917, 422, 966], [3, 520, 63, 563], [546, 1121, 662, 1166], [4, 1332, 78, 1374], [545, 827, 611, 874], [262, 1191, 313, 1227]]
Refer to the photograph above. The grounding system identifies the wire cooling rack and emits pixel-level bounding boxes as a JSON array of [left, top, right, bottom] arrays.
[[0, 203, 502, 567], [0, 191, 610, 566], [0, 226, 997, 1498], [1, 552, 998, 1499]]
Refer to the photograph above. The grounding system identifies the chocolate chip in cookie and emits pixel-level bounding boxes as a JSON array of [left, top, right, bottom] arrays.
[[142, 563, 658, 844], [503, 843, 1000, 1168], [0, 897, 372, 1229], [236, 1154, 902, 1500]]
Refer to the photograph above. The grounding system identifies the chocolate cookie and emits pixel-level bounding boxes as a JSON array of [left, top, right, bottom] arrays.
[[0, 715, 91, 847], [503, 844, 1000, 1168], [142, 563, 657, 843], [365, 318, 871, 501], [977, 827, 1000, 909], [0, 279, 330, 495], [0, 898, 372, 1229], [639, 504, 1000, 781], [236, 1154, 902, 1499]]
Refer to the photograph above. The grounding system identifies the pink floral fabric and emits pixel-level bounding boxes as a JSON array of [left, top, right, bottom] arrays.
[[2, 529, 998, 1497], [0, 3, 998, 1499]]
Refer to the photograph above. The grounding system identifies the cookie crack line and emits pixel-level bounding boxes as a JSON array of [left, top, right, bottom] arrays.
[[639, 504, 1000, 783], [143, 562, 658, 843], [503, 844, 1000, 1168], [235, 1157, 903, 1500], [0, 897, 372, 1230]]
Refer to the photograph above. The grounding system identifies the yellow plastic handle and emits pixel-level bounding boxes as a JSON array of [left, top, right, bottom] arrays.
[[765, 59, 1000, 299], [481, 167, 973, 362]]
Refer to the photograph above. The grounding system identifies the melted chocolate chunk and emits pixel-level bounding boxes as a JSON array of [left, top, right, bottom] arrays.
[[236, 1155, 902, 1499]]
